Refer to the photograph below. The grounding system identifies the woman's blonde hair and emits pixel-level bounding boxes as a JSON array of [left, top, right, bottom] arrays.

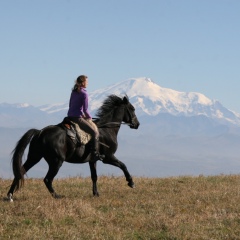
[[72, 75, 88, 91]]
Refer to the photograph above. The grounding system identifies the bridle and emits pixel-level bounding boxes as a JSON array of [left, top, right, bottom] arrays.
[[125, 105, 137, 128]]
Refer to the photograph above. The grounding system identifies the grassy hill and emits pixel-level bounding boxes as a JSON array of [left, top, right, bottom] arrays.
[[1, 175, 240, 239]]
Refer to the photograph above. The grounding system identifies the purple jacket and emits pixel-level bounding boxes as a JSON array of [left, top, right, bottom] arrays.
[[67, 88, 92, 118]]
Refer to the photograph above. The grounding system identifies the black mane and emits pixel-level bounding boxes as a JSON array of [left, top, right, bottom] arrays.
[[96, 95, 128, 122]]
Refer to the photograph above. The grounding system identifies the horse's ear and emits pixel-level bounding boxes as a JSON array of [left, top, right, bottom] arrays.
[[123, 96, 129, 104]]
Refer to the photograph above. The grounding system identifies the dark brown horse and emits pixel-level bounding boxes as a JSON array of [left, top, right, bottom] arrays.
[[7, 95, 140, 201]]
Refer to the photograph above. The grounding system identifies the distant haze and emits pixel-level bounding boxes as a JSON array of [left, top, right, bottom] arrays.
[[1, 78, 240, 179]]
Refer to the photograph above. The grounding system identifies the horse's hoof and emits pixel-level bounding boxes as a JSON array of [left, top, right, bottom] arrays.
[[3, 196, 13, 202], [6, 193, 14, 202], [128, 182, 135, 188], [93, 192, 100, 197], [52, 193, 64, 199], [3, 198, 13, 202]]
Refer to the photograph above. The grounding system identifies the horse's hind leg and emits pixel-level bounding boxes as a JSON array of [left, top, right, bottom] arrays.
[[43, 158, 63, 198], [7, 178, 19, 202], [7, 154, 42, 201]]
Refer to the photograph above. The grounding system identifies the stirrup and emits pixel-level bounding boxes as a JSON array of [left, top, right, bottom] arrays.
[[91, 152, 105, 161], [98, 153, 105, 161]]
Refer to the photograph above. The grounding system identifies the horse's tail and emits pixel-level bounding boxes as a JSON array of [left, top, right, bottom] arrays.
[[11, 128, 40, 191]]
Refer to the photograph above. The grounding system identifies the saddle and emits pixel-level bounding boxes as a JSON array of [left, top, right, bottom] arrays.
[[59, 117, 98, 146]]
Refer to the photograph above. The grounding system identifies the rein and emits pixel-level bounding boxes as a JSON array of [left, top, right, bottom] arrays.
[[93, 119, 130, 128], [92, 118, 130, 149], [96, 121, 130, 148]]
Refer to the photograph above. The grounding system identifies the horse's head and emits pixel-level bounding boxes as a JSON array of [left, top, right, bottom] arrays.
[[95, 94, 140, 129], [122, 96, 140, 129]]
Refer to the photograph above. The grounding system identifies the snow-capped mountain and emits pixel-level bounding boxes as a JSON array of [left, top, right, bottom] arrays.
[[1, 77, 240, 128], [39, 77, 240, 127]]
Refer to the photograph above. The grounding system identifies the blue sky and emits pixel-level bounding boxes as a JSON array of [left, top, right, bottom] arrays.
[[1, 1, 240, 112]]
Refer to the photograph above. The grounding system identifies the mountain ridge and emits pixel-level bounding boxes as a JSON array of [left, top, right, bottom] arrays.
[[39, 77, 240, 127]]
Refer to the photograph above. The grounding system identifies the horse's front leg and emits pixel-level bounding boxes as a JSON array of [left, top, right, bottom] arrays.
[[102, 155, 135, 188], [43, 158, 64, 198], [89, 161, 99, 196]]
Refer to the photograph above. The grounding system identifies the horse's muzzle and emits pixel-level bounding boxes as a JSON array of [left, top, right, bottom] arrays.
[[130, 121, 140, 129]]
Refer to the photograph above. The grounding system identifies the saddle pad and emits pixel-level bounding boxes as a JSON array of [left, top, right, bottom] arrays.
[[71, 119, 98, 145]]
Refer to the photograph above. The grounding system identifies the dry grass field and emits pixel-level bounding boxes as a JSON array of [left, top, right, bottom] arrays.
[[1, 175, 240, 240]]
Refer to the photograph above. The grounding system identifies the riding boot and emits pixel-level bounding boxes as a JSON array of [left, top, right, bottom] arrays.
[[90, 138, 105, 162]]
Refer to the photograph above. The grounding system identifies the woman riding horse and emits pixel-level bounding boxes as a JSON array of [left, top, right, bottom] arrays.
[[7, 94, 140, 201]]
